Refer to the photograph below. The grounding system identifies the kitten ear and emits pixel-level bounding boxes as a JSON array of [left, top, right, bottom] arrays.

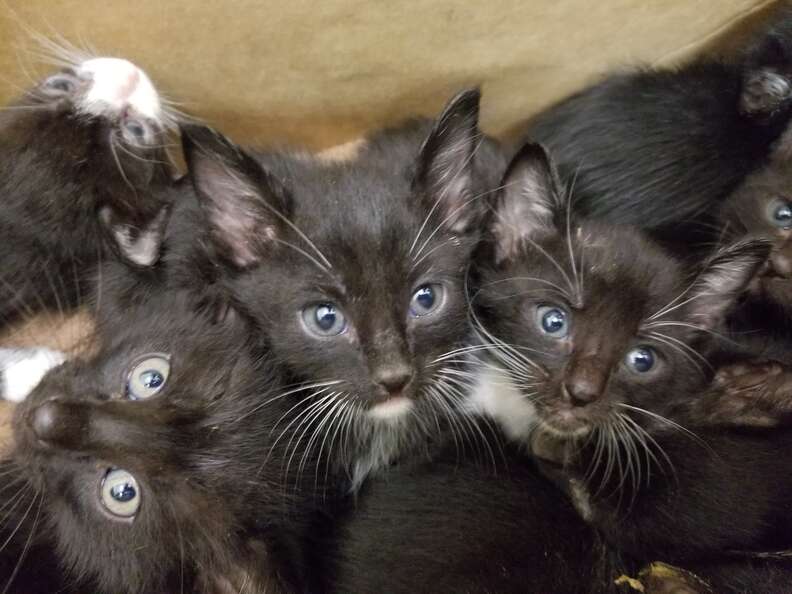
[[683, 239, 771, 331], [182, 124, 291, 269], [415, 88, 483, 233], [101, 205, 171, 267], [491, 142, 563, 264]]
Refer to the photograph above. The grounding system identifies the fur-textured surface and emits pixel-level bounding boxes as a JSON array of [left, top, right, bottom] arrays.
[[2, 293, 314, 594], [312, 432, 632, 594], [0, 58, 174, 330], [184, 90, 508, 490], [523, 10, 792, 259]]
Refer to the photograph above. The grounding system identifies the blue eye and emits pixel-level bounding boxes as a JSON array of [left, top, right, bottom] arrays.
[[625, 346, 656, 373], [126, 354, 170, 400], [111, 482, 137, 502], [302, 303, 347, 337], [536, 305, 568, 338], [409, 284, 445, 318], [140, 370, 163, 389], [769, 199, 792, 228], [100, 469, 141, 519]]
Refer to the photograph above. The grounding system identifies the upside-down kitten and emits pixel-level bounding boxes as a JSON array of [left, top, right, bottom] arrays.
[[184, 89, 507, 490], [0, 54, 176, 330], [1, 293, 314, 594]]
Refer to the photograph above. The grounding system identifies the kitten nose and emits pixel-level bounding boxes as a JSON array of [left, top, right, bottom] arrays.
[[564, 359, 606, 406], [373, 363, 414, 396], [28, 399, 87, 446]]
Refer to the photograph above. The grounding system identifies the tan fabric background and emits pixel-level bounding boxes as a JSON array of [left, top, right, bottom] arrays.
[[0, 0, 785, 440], [0, 0, 783, 149]]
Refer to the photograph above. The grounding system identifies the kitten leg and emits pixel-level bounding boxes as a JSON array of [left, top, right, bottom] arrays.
[[689, 359, 792, 427], [740, 69, 792, 116], [0, 348, 65, 403]]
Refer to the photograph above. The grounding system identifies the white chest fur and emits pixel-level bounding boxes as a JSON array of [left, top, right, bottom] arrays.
[[466, 364, 538, 442]]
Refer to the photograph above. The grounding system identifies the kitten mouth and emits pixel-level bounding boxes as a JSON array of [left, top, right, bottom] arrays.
[[367, 396, 415, 422], [536, 407, 592, 438]]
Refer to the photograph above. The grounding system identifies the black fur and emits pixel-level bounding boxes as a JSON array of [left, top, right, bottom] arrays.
[[313, 433, 633, 594], [522, 8, 792, 260], [2, 293, 314, 594], [184, 90, 508, 489], [0, 63, 173, 329]]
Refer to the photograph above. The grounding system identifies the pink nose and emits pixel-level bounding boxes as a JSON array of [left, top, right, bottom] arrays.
[[116, 68, 140, 103]]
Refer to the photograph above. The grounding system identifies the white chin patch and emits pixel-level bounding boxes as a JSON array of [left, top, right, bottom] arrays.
[[0, 348, 65, 403], [77, 57, 161, 121], [367, 396, 414, 422]]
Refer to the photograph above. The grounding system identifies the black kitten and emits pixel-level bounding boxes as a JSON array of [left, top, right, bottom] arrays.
[[0, 56, 174, 329], [468, 142, 767, 446], [314, 431, 636, 594], [184, 89, 507, 490], [522, 8, 792, 259], [3, 293, 312, 594], [468, 142, 792, 591]]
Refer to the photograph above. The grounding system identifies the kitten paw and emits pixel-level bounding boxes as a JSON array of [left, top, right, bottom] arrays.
[[695, 360, 792, 427], [0, 348, 65, 403], [740, 69, 792, 116]]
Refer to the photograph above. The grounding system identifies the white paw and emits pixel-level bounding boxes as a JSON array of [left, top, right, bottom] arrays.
[[0, 349, 66, 403]]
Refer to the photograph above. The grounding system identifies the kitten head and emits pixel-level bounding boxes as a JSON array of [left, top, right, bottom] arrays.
[[473, 143, 769, 441], [9, 296, 292, 593], [183, 90, 504, 483], [718, 132, 792, 308], [1, 56, 175, 268]]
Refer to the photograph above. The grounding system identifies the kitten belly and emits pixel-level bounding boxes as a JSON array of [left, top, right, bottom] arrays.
[[467, 364, 538, 442]]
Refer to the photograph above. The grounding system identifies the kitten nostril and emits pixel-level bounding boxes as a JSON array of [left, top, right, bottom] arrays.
[[374, 364, 414, 396]]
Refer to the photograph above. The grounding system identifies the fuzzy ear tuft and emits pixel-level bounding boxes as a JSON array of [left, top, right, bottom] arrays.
[[101, 205, 171, 267], [683, 239, 771, 331], [491, 142, 563, 264], [182, 124, 291, 269], [415, 88, 483, 233]]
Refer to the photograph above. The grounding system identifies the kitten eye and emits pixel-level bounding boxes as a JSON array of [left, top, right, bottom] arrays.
[[121, 118, 151, 144], [768, 198, 792, 229], [43, 74, 77, 95], [301, 303, 347, 337], [409, 284, 445, 318], [100, 469, 141, 520], [535, 305, 569, 338], [126, 353, 171, 400], [625, 346, 656, 373]]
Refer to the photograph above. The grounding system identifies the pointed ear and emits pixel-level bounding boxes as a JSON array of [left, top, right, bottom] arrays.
[[491, 142, 563, 264], [101, 205, 171, 267], [683, 239, 771, 331], [181, 124, 292, 269], [415, 88, 483, 233]]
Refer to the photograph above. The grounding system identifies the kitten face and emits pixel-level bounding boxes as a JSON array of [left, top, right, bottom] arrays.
[[10, 298, 288, 593], [473, 144, 768, 441], [185, 90, 504, 483], [719, 152, 792, 306]]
